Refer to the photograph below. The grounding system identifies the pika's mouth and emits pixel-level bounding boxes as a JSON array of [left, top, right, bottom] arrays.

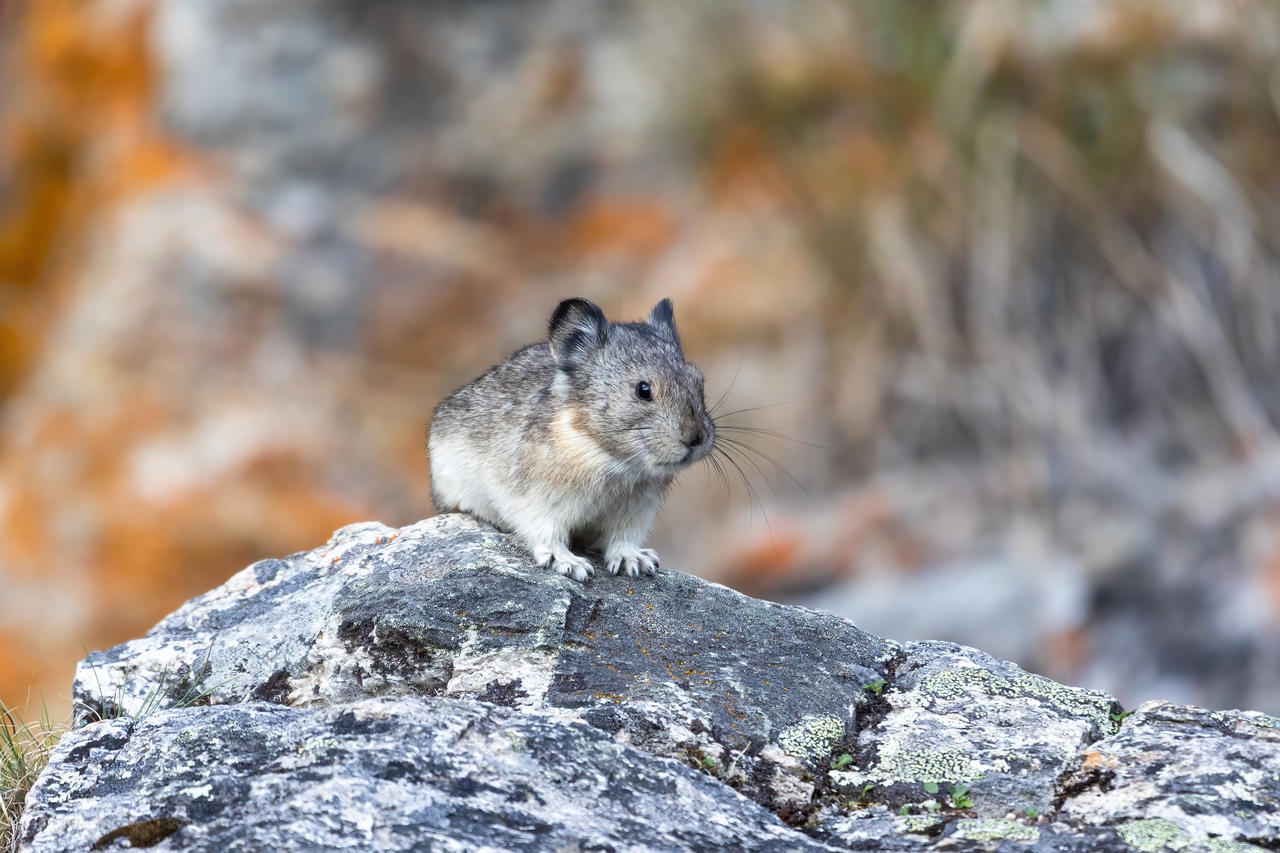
[[659, 447, 699, 470], [677, 440, 712, 467]]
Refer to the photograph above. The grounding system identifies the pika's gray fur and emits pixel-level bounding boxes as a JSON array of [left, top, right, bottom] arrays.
[[428, 298, 714, 581]]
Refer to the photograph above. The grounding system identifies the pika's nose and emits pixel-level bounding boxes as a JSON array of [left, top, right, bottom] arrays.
[[686, 429, 705, 449]]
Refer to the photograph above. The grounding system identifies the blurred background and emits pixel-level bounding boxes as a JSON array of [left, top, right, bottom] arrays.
[[2, 0, 1279, 723]]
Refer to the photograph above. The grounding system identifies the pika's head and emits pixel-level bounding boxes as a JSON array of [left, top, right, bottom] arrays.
[[548, 297, 715, 476]]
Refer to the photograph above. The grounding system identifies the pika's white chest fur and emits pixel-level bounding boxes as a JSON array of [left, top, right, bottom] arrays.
[[432, 407, 649, 535]]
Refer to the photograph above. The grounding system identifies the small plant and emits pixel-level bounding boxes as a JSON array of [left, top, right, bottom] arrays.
[[1, 698, 64, 853], [846, 781, 876, 809], [830, 753, 853, 770], [700, 756, 716, 769], [921, 781, 975, 809], [1110, 709, 1134, 726], [863, 678, 886, 696], [1024, 807, 1040, 819], [80, 643, 237, 724], [898, 804, 910, 816]]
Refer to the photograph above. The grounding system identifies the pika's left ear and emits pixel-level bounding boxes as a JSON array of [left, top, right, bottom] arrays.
[[648, 298, 682, 354]]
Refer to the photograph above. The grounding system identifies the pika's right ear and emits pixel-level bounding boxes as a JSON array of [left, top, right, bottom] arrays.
[[647, 298, 682, 353], [548, 298, 607, 370]]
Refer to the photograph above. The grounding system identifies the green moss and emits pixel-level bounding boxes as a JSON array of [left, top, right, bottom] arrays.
[[778, 715, 845, 761], [954, 818, 1039, 843]]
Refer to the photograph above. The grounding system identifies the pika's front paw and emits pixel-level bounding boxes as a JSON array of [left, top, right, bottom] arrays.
[[555, 552, 596, 582], [532, 545, 595, 582], [605, 547, 659, 578]]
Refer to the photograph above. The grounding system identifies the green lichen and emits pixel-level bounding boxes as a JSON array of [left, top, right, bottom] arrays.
[[294, 736, 341, 758], [920, 667, 1117, 733], [954, 818, 1039, 843], [1117, 819, 1186, 851], [874, 747, 982, 783], [897, 815, 946, 834], [1208, 710, 1280, 731], [778, 715, 845, 761], [1114, 817, 1269, 853], [1205, 839, 1270, 853]]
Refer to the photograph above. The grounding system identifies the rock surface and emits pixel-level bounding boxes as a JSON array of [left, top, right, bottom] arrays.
[[22, 698, 836, 852], [21, 515, 1280, 851]]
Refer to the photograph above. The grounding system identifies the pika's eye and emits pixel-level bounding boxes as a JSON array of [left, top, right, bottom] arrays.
[[635, 381, 652, 401]]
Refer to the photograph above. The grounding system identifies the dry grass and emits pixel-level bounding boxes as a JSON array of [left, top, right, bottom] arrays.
[[1, 699, 61, 853], [669, 0, 1280, 491]]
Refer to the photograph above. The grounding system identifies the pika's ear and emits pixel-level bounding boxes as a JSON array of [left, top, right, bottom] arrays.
[[648, 298, 682, 354], [549, 298, 607, 370]]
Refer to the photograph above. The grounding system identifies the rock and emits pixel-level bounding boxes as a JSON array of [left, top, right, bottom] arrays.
[[827, 642, 1120, 819], [21, 698, 837, 852], [71, 515, 896, 815], [1057, 702, 1280, 847], [20, 515, 1280, 851]]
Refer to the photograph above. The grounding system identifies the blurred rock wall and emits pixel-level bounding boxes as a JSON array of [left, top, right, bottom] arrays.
[[2, 0, 1279, 718]]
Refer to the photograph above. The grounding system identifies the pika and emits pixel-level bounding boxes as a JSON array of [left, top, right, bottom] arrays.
[[428, 297, 715, 581]]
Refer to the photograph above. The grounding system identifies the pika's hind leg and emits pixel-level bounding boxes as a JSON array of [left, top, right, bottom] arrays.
[[597, 487, 663, 578]]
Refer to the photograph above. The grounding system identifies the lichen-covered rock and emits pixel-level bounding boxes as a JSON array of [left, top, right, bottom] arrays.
[[20, 698, 837, 852], [1056, 702, 1280, 850], [73, 514, 897, 813], [828, 642, 1123, 819], [20, 515, 1280, 851]]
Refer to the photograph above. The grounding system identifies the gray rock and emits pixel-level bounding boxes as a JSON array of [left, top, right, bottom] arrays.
[[73, 515, 896, 814], [1057, 701, 1280, 849], [21, 698, 837, 852], [827, 641, 1122, 819], [21, 514, 1280, 851]]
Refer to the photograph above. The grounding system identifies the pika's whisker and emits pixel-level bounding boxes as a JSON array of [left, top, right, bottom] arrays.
[[706, 350, 745, 418], [714, 424, 825, 449], [715, 435, 808, 495], [712, 443, 773, 542], [716, 438, 780, 503], [705, 449, 730, 498], [710, 400, 797, 421]]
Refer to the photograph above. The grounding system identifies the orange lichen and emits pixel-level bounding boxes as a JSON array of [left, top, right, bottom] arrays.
[[0, 0, 186, 401]]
